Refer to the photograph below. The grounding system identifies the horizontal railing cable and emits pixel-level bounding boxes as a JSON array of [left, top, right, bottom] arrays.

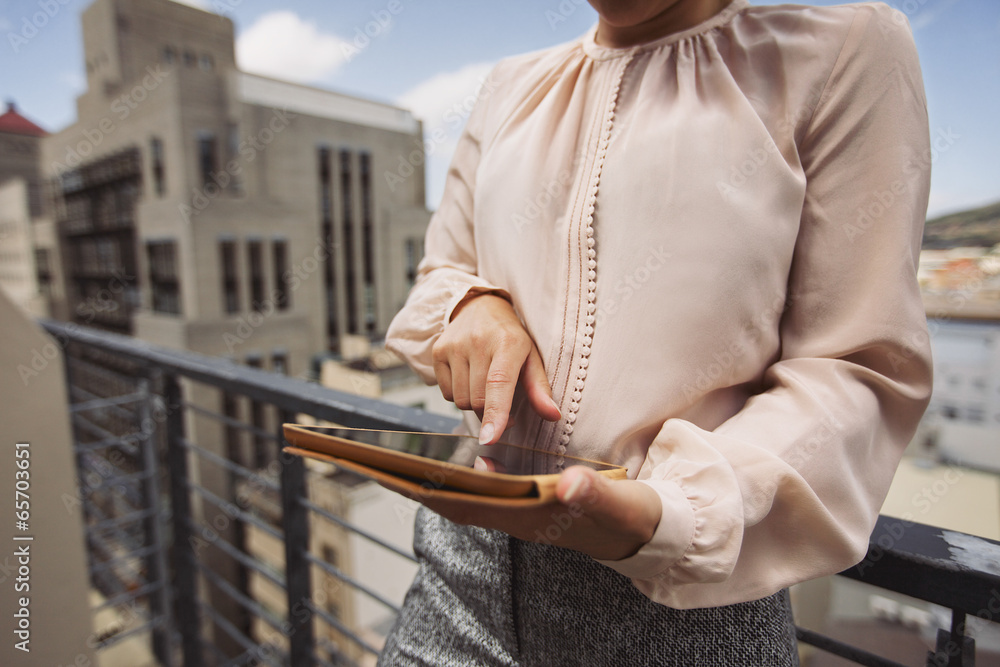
[[203, 530, 286, 590], [184, 401, 281, 443], [196, 561, 286, 635], [92, 616, 164, 652], [795, 627, 910, 667], [303, 551, 401, 613], [70, 391, 147, 414], [197, 601, 284, 667], [300, 496, 417, 563], [184, 437, 281, 492], [185, 482, 284, 542], [304, 599, 380, 656], [93, 579, 165, 611]]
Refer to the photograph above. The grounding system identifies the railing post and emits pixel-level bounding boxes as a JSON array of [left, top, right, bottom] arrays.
[[61, 341, 97, 558], [165, 374, 203, 667], [278, 409, 315, 667], [926, 610, 975, 667], [137, 376, 174, 665]]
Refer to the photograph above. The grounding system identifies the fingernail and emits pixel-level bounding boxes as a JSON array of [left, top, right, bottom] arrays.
[[473, 456, 488, 472], [478, 423, 495, 445], [549, 396, 562, 417], [563, 473, 588, 503]]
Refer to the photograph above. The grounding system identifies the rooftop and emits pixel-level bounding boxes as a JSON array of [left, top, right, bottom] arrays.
[[235, 72, 420, 135], [0, 100, 47, 137]]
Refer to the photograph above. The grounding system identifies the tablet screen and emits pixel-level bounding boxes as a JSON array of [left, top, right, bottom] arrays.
[[288, 425, 622, 476]]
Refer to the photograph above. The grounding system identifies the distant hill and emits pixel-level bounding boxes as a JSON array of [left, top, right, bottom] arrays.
[[923, 200, 1000, 249]]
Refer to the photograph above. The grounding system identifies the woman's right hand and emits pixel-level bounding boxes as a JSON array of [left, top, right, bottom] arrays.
[[431, 294, 562, 444]]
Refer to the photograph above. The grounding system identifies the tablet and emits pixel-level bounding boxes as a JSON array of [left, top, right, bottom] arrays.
[[282, 424, 628, 503]]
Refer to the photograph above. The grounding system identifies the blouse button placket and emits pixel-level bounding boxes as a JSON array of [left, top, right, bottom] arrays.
[[556, 54, 632, 457]]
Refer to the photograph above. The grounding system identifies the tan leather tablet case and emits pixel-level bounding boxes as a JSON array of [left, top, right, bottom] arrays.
[[282, 425, 627, 509]]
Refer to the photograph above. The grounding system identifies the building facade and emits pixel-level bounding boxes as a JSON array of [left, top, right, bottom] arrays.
[[0, 102, 57, 318], [39, 0, 430, 379]]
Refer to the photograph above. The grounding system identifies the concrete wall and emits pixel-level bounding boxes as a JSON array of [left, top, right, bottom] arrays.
[[0, 288, 96, 666]]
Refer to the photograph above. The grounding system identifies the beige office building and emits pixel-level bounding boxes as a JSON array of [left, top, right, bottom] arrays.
[[37, 0, 430, 379]]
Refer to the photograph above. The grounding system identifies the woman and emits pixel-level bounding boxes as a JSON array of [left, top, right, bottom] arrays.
[[381, 0, 932, 664]]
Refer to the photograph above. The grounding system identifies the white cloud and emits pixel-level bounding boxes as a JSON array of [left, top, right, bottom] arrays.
[[396, 62, 496, 209], [908, 0, 960, 31], [59, 71, 86, 95], [236, 11, 349, 84], [397, 61, 495, 128]]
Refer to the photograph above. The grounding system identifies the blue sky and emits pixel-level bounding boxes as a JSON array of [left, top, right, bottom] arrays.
[[1, 0, 997, 218]]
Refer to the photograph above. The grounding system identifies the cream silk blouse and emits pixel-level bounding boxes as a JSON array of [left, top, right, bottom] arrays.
[[386, 0, 933, 608]]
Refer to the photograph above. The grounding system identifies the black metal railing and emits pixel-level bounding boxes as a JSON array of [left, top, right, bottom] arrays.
[[42, 320, 1000, 667], [47, 319, 454, 666]]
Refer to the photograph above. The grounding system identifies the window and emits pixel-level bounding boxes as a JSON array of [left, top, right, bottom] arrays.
[[364, 284, 375, 331], [199, 54, 214, 71], [227, 123, 243, 194], [34, 249, 52, 296], [404, 238, 422, 285], [163, 46, 176, 65], [151, 137, 165, 196], [360, 152, 374, 285], [318, 146, 338, 348], [183, 50, 196, 67], [147, 241, 181, 314], [247, 240, 265, 311], [340, 149, 357, 334], [220, 240, 239, 314], [96, 238, 117, 271], [197, 133, 217, 189], [319, 146, 333, 222], [360, 152, 376, 332], [273, 240, 289, 310], [272, 351, 288, 376]]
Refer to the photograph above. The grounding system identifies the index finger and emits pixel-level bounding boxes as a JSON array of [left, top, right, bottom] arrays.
[[478, 347, 528, 445]]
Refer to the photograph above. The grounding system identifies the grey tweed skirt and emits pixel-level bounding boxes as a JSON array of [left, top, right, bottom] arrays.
[[378, 507, 799, 667]]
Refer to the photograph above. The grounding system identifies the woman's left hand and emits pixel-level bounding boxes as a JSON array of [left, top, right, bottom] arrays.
[[421, 465, 662, 561]]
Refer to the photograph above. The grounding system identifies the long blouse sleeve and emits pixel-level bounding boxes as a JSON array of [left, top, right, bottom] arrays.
[[387, 0, 933, 608]]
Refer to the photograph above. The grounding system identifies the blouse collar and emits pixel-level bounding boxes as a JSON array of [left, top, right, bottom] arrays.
[[581, 0, 749, 60]]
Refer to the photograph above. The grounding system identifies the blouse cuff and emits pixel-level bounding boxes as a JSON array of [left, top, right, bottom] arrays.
[[446, 284, 513, 323], [595, 478, 695, 580], [386, 275, 513, 385]]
